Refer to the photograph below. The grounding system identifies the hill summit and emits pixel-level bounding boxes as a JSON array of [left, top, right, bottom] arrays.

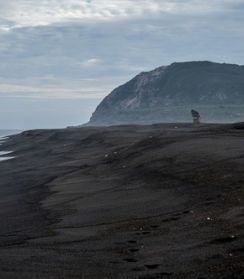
[[88, 61, 244, 125]]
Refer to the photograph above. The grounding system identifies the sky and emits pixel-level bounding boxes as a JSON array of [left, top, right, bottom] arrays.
[[0, 0, 244, 129]]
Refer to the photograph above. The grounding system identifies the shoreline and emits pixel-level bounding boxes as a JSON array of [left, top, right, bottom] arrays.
[[0, 123, 244, 278], [0, 135, 15, 161]]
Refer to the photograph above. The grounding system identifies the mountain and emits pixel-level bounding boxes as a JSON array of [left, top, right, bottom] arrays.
[[88, 61, 244, 125]]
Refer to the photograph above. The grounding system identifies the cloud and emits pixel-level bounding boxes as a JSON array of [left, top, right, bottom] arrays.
[[0, 83, 107, 99], [0, 0, 242, 30], [80, 58, 102, 67], [0, 0, 167, 29]]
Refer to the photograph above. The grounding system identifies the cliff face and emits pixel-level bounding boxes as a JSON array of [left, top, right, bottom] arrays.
[[88, 61, 244, 125]]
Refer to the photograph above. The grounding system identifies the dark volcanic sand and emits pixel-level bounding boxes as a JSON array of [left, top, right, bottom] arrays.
[[0, 123, 244, 279]]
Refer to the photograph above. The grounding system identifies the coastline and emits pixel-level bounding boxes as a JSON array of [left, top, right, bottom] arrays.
[[0, 123, 244, 278]]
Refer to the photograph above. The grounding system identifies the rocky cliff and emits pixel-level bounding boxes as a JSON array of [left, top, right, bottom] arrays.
[[88, 61, 244, 125]]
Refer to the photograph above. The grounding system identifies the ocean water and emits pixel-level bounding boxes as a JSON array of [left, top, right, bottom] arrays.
[[0, 130, 19, 137], [0, 130, 20, 161]]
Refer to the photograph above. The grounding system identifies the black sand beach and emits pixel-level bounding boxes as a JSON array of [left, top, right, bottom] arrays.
[[0, 123, 244, 278]]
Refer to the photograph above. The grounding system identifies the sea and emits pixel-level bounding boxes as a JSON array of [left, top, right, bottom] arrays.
[[0, 130, 20, 161]]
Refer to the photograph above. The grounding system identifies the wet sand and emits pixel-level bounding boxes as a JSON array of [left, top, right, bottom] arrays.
[[0, 123, 244, 278]]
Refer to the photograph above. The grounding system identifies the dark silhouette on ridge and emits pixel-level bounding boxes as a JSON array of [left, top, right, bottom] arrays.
[[191, 109, 201, 124]]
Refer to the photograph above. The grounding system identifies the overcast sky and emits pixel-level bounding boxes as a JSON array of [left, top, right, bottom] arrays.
[[0, 0, 244, 129]]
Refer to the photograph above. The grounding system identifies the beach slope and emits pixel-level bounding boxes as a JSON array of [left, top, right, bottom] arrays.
[[0, 123, 244, 278]]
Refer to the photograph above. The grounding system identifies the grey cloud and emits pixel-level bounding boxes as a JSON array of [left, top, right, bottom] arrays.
[[0, 11, 244, 89], [0, 0, 243, 30], [0, 0, 171, 28]]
